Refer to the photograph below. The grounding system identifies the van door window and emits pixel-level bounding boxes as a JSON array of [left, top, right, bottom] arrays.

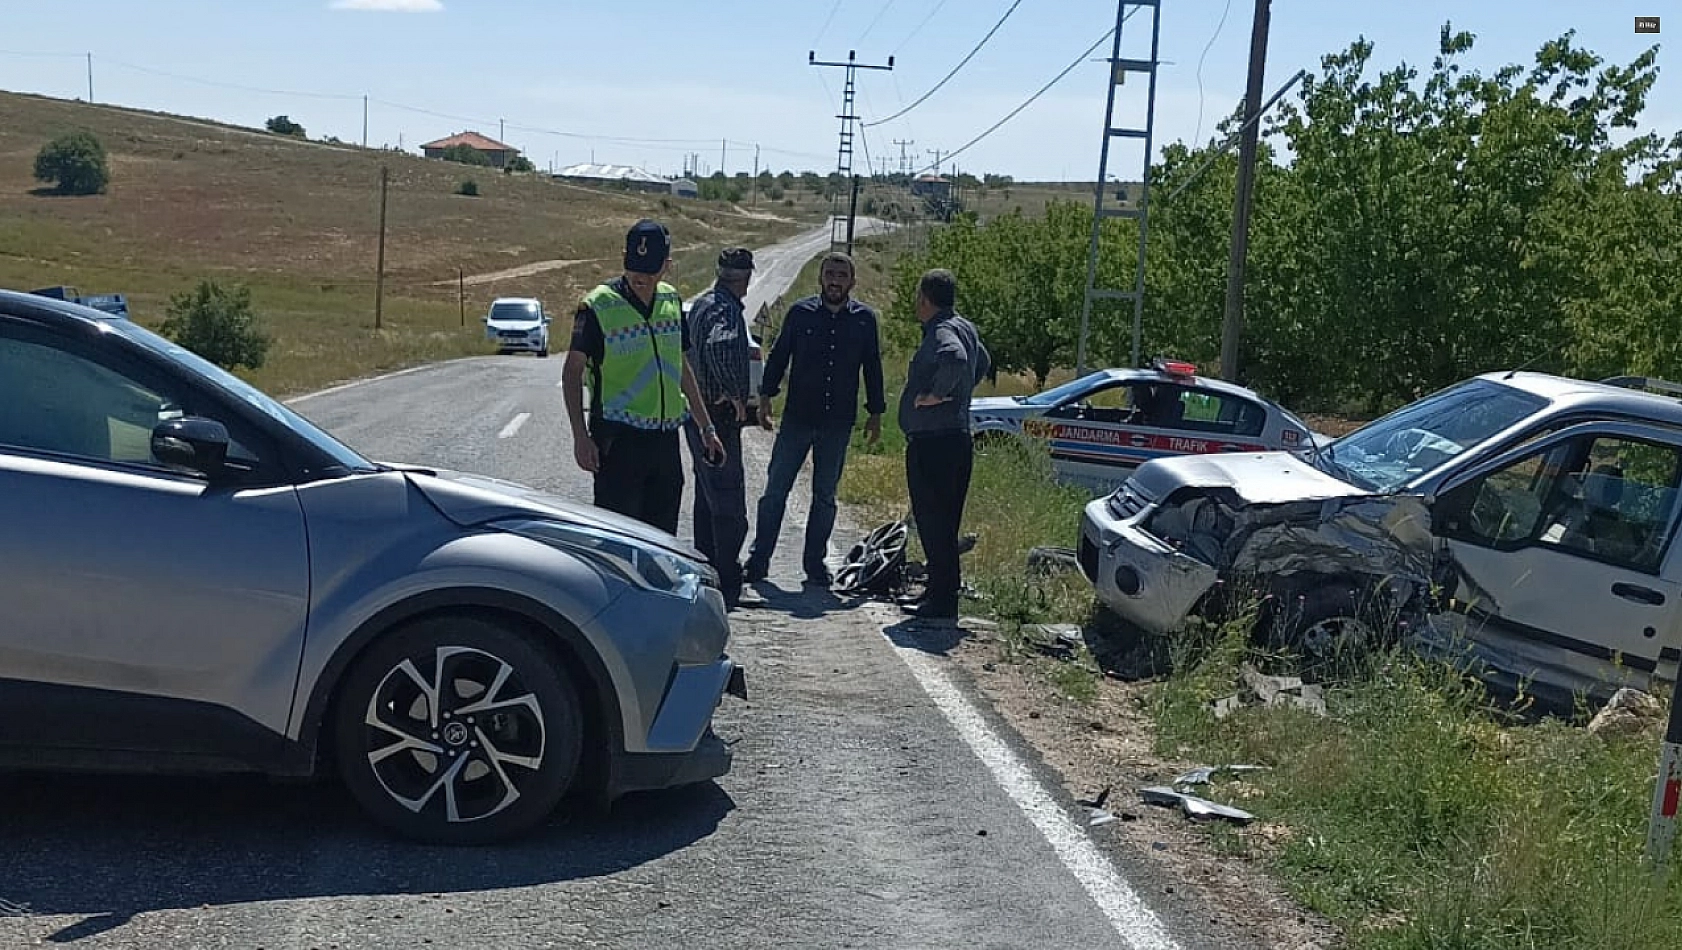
[[1441, 434, 1682, 573]]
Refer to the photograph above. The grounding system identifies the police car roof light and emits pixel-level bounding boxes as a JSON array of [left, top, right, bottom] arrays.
[[1154, 358, 1197, 378]]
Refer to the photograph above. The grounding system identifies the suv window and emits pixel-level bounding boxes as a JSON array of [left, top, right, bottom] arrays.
[[1441, 433, 1682, 573], [0, 334, 261, 473]]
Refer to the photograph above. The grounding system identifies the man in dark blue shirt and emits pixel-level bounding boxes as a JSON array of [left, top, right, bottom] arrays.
[[744, 252, 886, 587]]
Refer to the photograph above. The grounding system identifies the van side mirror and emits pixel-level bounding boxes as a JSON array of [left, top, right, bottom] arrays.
[[152, 417, 230, 480]]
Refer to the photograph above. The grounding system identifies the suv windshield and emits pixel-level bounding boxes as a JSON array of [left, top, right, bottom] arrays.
[[489, 303, 541, 323], [106, 318, 377, 474], [1325, 378, 1548, 492], [1019, 371, 1111, 406]]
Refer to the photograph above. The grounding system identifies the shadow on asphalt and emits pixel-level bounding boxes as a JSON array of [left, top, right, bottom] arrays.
[[0, 771, 733, 942], [879, 618, 970, 656], [750, 581, 845, 620]]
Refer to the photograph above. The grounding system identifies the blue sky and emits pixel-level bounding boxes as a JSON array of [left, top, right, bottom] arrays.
[[1, 1, 1674, 180]]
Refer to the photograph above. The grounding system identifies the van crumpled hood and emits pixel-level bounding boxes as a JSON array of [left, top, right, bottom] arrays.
[[1127, 451, 1369, 505], [401, 466, 705, 561]]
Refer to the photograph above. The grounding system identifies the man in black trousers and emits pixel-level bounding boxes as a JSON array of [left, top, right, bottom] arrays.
[[898, 268, 991, 621], [683, 247, 765, 611]]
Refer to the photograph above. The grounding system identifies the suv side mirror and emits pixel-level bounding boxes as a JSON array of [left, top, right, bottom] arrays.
[[152, 417, 230, 479]]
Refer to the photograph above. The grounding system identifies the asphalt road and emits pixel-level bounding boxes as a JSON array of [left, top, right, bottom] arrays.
[[0, 225, 1245, 950]]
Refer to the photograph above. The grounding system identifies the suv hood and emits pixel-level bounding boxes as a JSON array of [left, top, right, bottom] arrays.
[[1128, 451, 1369, 506], [402, 466, 704, 561]]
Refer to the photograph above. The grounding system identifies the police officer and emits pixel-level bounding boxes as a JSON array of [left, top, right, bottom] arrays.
[[562, 219, 724, 534], [684, 247, 764, 609]]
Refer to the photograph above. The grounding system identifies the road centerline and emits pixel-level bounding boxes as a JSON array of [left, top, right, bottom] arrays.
[[498, 412, 532, 439]]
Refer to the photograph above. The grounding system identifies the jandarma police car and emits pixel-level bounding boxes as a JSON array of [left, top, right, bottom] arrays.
[[969, 359, 1323, 495]]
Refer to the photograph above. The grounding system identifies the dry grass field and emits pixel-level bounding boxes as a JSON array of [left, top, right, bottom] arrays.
[[0, 90, 827, 395]]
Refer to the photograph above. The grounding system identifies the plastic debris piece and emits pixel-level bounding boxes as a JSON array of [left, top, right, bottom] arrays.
[[1140, 785, 1255, 825]]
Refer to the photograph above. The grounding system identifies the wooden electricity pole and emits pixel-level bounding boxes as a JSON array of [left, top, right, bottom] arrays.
[[375, 165, 389, 331]]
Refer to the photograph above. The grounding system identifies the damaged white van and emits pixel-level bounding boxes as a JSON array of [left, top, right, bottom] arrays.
[[1078, 371, 1682, 712]]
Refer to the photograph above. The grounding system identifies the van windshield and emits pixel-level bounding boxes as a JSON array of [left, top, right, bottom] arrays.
[[1324, 379, 1548, 492], [489, 303, 542, 323]]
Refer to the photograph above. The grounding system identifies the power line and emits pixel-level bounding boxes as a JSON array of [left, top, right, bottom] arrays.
[[104, 58, 361, 101], [1193, 0, 1235, 146], [811, 0, 846, 46], [908, 25, 1115, 177], [892, 0, 951, 55], [3, 48, 837, 167], [0, 48, 84, 58], [856, 0, 899, 45], [863, 0, 1024, 129]]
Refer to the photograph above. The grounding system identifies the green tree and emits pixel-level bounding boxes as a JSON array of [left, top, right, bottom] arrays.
[[159, 281, 271, 371], [265, 115, 306, 137], [439, 143, 490, 166], [901, 25, 1682, 412], [33, 131, 110, 196], [505, 154, 536, 173]]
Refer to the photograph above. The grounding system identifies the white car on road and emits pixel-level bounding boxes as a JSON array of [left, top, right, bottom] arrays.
[[969, 359, 1321, 495], [484, 297, 550, 358]]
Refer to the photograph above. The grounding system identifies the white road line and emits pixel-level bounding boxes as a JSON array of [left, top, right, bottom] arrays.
[[498, 412, 531, 439], [887, 633, 1184, 950], [284, 362, 444, 404]]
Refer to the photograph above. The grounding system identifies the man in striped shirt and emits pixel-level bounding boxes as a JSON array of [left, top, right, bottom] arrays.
[[684, 247, 764, 610]]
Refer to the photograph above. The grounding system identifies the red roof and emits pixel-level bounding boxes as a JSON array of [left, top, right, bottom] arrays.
[[420, 131, 516, 153]]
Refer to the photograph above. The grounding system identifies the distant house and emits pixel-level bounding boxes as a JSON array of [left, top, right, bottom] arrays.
[[421, 131, 520, 169], [556, 162, 673, 195], [671, 178, 699, 198], [910, 173, 951, 199]]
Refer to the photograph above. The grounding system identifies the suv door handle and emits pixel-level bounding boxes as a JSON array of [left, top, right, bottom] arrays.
[[1612, 582, 1666, 606]]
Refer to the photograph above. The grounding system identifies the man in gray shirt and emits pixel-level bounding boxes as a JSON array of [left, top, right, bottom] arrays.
[[898, 268, 991, 620]]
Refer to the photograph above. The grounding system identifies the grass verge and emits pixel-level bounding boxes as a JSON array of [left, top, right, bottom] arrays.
[[1150, 622, 1682, 949], [831, 233, 1682, 948]]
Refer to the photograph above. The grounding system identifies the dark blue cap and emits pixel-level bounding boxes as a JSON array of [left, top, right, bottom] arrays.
[[624, 219, 670, 274]]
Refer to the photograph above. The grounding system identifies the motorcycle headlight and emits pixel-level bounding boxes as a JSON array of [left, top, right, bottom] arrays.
[[492, 518, 709, 600]]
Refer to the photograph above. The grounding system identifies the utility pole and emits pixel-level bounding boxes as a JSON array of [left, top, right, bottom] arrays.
[[893, 138, 915, 175], [751, 144, 760, 206], [720, 139, 727, 176], [362, 95, 369, 148], [375, 165, 389, 331], [1220, 0, 1272, 383], [86, 53, 94, 103], [499, 118, 505, 143], [926, 148, 947, 175], [809, 49, 894, 253], [1076, 1, 1162, 375], [845, 175, 862, 253]]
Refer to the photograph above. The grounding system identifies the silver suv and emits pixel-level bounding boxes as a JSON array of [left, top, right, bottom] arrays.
[[1079, 371, 1682, 712], [0, 290, 744, 845]]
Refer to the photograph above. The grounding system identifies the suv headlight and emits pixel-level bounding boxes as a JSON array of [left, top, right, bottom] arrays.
[[492, 518, 710, 599]]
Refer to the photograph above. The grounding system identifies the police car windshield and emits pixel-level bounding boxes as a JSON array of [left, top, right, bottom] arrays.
[[1019, 372, 1112, 406], [1326, 379, 1547, 492]]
